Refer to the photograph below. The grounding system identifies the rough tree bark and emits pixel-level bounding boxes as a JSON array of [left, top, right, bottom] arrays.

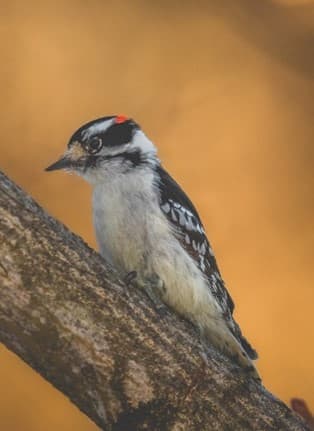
[[0, 170, 309, 431]]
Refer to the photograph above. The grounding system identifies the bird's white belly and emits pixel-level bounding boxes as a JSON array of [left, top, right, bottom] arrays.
[[93, 182, 221, 328]]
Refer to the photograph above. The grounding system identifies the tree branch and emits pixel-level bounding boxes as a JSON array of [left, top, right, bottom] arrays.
[[0, 170, 309, 430]]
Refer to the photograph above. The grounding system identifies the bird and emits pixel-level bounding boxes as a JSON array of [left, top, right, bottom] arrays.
[[46, 115, 259, 379]]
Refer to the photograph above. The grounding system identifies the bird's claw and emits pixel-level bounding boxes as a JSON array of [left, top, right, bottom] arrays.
[[124, 270, 138, 286], [125, 271, 168, 316]]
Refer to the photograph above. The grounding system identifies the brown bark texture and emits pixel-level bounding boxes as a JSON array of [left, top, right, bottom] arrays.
[[0, 170, 309, 431]]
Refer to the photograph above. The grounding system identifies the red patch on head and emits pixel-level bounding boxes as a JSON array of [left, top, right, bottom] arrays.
[[115, 115, 128, 124]]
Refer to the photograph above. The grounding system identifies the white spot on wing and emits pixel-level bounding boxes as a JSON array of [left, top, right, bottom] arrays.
[[200, 242, 206, 255], [196, 223, 203, 234], [208, 246, 214, 256], [185, 208, 194, 218], [185, 216, 194, 231], [171, 209, 178, 222], [179, 211, 186, 226], [199, 255, 206, 271], [161, 202, 170, 213]]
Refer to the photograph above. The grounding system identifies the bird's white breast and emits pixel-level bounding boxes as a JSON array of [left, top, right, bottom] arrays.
[[93, 168, 164, 270], [92, 168, 221, 328]]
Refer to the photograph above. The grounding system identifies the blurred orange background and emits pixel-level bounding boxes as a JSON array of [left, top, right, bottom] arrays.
[[1, 1, 313, 429]]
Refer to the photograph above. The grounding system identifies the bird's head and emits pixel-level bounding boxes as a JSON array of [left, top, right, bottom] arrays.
[[45, 115, 158, 184]]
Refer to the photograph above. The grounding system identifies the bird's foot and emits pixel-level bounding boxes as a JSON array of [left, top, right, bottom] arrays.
[[126, 271, 168, 316], [124, 270, 138, 287]]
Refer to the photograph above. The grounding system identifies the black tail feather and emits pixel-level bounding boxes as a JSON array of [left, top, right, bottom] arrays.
[[231, 321, 258, 360]]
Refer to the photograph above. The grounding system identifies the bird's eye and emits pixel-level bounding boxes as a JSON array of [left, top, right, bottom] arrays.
[[87, 137, 103, 154]]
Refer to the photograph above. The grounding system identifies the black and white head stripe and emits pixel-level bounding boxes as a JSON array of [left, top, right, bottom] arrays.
[[61, 115, 159, 173], [69, 115, 140, 148]]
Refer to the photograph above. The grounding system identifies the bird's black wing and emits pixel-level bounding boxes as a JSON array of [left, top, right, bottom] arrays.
[[154, 165, 235, 316], [154, 165, 257, 360]]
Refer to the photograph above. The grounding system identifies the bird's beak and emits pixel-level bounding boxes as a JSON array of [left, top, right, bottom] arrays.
[[45, 156, 72, 171], [45, 142, 86, 172]]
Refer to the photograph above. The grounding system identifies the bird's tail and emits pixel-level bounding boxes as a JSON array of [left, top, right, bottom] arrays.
[[204, 321, 260, 381], [226, 320, 260, 381], [231, 320, 258, 360]]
